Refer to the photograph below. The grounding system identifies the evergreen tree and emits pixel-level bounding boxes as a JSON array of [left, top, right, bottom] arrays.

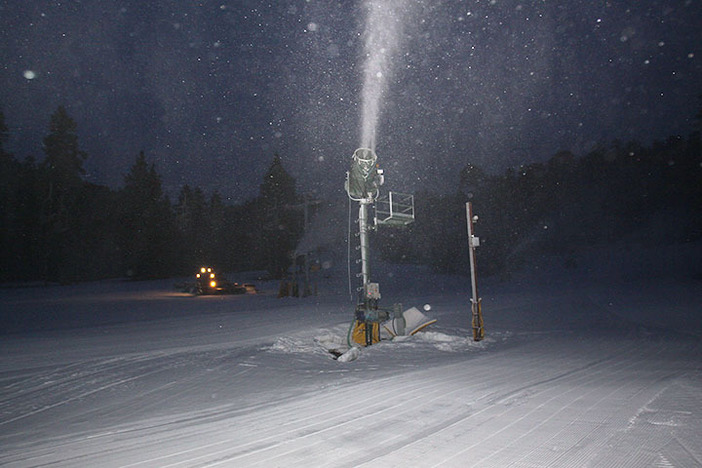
[[0, 109, 20, 280], [41, 105, 87, 192], [226, 199, 259, 272], [174, 184, 208, 270], [206, 190, 228, 269], [0, 116, 42, 282], [38, 106, 88, 281], [11, 156, 44, 280], [256, 154, 301, 278], [0, 109, 8, 156], [259, 154, 297, 208], [70, 183, 123, 280], [118, 151, 176, 278]]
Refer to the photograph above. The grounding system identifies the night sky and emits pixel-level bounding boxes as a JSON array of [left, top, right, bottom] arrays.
[[1, 0, 700, 201]]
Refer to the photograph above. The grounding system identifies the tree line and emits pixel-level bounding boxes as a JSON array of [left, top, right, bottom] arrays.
[[0, 106, 302, 283], [377, 128, 701, 277], [1, 104, 700, 284]]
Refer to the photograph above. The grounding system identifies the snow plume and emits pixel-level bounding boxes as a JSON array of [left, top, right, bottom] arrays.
[[359, 0, 417, 151]]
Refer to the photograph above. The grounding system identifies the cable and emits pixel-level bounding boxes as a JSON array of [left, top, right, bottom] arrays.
[[347, 194, 354, 302], [346, 317, 357, 348]]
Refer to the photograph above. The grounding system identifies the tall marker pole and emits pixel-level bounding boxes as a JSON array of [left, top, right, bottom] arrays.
[[466, 202, 484, 341]]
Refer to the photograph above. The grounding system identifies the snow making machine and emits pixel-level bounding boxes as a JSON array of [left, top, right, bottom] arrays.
[[345, 148, 435, 347]]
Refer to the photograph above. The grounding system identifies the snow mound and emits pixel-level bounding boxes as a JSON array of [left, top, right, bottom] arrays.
[[267, 336, 320, 354], [314, 331, 348, 352], [392, 330, 496, 352], [263, 325, 499, 364], [336, 346, 361, 362], [263, 325, 353, 359]]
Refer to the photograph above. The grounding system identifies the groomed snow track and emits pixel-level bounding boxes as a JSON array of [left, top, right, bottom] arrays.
[[1, 267, 701, 467], [1, 332, 700, 467]]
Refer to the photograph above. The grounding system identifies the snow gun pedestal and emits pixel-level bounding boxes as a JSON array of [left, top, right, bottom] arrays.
[[350, 302, 437, 347]]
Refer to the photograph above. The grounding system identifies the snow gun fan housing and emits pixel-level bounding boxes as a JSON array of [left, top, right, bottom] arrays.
[[346, 148, 382, 201]]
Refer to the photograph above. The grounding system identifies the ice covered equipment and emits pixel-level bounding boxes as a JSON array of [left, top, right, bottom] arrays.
[[380, 307, 438, 340]]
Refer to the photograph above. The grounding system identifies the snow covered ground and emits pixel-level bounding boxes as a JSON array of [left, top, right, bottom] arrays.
[[1, 244, 701, 467]]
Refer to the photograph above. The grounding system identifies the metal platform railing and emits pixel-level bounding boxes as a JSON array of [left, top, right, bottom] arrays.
[[375, 192, 415, 227]]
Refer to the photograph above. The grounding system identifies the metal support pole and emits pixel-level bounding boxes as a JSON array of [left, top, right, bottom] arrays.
[[358, 199, 380, 346], [359, 200, 371, 295], [466, 202, 484, 341]]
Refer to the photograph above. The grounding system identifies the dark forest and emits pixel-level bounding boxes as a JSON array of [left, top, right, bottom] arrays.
[[1, 105, 700, 284]]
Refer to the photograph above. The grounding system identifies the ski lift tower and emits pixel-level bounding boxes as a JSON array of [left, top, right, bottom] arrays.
[[345, 148, 415, 346]]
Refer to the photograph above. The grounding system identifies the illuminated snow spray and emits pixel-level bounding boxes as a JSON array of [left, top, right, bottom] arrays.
[[345, 148, 435, 347]]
